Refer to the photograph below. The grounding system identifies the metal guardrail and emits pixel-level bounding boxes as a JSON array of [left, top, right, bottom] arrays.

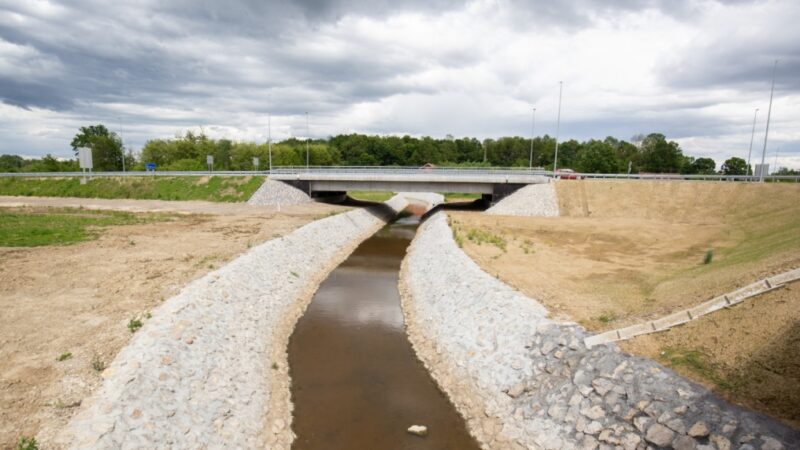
[[0, 167, 797, 182]]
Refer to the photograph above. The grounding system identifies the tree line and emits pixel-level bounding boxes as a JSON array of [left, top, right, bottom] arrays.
[[1, 124, 796, 176]]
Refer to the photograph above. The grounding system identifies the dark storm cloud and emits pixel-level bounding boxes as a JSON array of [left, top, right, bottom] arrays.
[[0, 0, 746, 112]]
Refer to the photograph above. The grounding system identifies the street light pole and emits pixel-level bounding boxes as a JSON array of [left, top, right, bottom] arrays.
[[305, 112, 310, 170], [529, 107, 536, 169], [268, 114, 273, 173], [118, 116, 125, 172], [553, 81, 563, 174], [760, 60, 777, 182], [746, 108, 759, 178]]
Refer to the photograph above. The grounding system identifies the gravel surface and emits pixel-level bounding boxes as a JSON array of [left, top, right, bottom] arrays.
[[62, 196, 409, 449], [247, 179, 312, 206], [486, 182, 559, 217], [400, 211, 799, 450]]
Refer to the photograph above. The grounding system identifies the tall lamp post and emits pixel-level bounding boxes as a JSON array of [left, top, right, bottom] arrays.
[[118, 116, 125, 172], [759, 60, 778, 182], [268, 114, 273, 172], [746, 108, 759, 179], [553, 81, 563, 174], [529, 107, 536, 169], [305, 112, 310, 170]]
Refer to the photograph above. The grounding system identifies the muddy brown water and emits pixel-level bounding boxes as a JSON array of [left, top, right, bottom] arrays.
[[288, 212, 480, 450]]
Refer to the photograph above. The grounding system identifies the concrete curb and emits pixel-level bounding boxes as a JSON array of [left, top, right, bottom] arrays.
[[585, 268, 800, 348]]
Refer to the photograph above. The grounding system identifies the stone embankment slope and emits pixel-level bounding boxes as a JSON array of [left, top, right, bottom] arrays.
[[247, 179, 312, 205], [486, 182, 559, 217], [400, 211, 798, 450], [62, 196, 409, 449]]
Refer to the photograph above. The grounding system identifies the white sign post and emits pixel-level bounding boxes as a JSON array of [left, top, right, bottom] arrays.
[[207, 154, 214, 172], [78, 147, 93, 184]]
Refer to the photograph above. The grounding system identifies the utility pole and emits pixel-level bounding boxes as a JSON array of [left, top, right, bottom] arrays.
[[268, 114, 273, 172], [553, 81, 563, 174], [760, 60, 777, 182], [746, 108, 759, 178], [305, 112, 310, 170], [529, 107, 536, 169]]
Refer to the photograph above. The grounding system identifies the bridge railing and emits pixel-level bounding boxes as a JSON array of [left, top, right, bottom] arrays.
[[0, 166, 797, 182]]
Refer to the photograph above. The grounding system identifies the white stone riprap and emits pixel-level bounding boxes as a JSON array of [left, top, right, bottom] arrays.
[[247, 179, 312, 206], [63, 196, 409, 449], [486, 182, 559, 217], [397, 192, 444, 209], [400, 211, 799, 450]]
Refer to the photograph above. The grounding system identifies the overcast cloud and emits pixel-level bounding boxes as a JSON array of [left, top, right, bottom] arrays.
[[1, 0, 798, 169]]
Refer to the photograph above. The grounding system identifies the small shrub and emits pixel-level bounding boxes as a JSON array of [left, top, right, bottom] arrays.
[[271, 362, 279, 370], [703, 249, 714, 265], [56, 352, 72, 362], [127, 318, 143, 333], [16, 436, 38, 450], [91, 354, 106, 372]]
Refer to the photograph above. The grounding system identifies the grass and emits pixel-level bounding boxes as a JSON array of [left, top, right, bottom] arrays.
[[16, 436, 38, 450], [56, 352, 72, 362], [0, 207, 173, 247], [597, 313, 617, 324], [0, 176, 265, 202], [703, 249, 714, 264], [127, 318, 143, 333], [466, 228, 507, 251], [659, 347, 734, 390], [348, 191, 394, 202], [443, 192, 481, 203]]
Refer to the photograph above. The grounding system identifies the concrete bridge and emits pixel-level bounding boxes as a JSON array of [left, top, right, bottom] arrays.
[[269, 166, 551, 202]]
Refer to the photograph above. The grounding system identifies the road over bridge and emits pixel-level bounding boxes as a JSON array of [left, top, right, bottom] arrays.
[[269, 166, 551, 202]]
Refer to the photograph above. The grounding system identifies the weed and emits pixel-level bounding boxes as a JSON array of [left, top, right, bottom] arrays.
[[127, 318, 143, 333], [271, 362, 279, 370], [290, 271, 299, 278], [56, 352, 72, 362], [703, 249, 714, 264], [145, 312, 152, 319], [128, 239, 136, 246], [466, 228, 507, 252], [16, 436, 38, 450], [91, 354, 106, 372], [597, 313, 617, 324], [659, 347, 733, 390]]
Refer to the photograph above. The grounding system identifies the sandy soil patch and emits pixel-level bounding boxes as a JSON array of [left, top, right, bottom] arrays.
[[450, 180, 799, 426], [0, 198, 345, 448]]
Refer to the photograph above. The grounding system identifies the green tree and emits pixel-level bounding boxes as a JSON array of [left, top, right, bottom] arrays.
[[690, 157, 716, 174], [576, 140, 618, 173], [721, 157, 747, 175], [639, 133, 684, 173], [70, 124, 123, 171]]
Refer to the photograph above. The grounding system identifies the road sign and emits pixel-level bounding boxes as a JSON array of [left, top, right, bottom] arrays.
[[206, 155, 214, 165], [145, 163, 156, 171], [754, 163, 769, 179], [78, 147, 93, 169], [253, 157, 259, 170]]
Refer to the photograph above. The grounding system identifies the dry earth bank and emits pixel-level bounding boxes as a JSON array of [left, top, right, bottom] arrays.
[[0, 197, 346, 449], [450, 180, 799, 427]]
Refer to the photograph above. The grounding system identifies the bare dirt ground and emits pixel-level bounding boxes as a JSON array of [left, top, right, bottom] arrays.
[[450, 180, 800, 427], [0, 196, 346, 449]]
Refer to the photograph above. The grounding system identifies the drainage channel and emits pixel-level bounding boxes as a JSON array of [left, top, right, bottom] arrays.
[[288, 207, 480, 449]]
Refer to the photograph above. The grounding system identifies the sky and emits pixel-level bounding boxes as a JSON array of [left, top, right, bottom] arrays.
[[1, 0, 798, 169]]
